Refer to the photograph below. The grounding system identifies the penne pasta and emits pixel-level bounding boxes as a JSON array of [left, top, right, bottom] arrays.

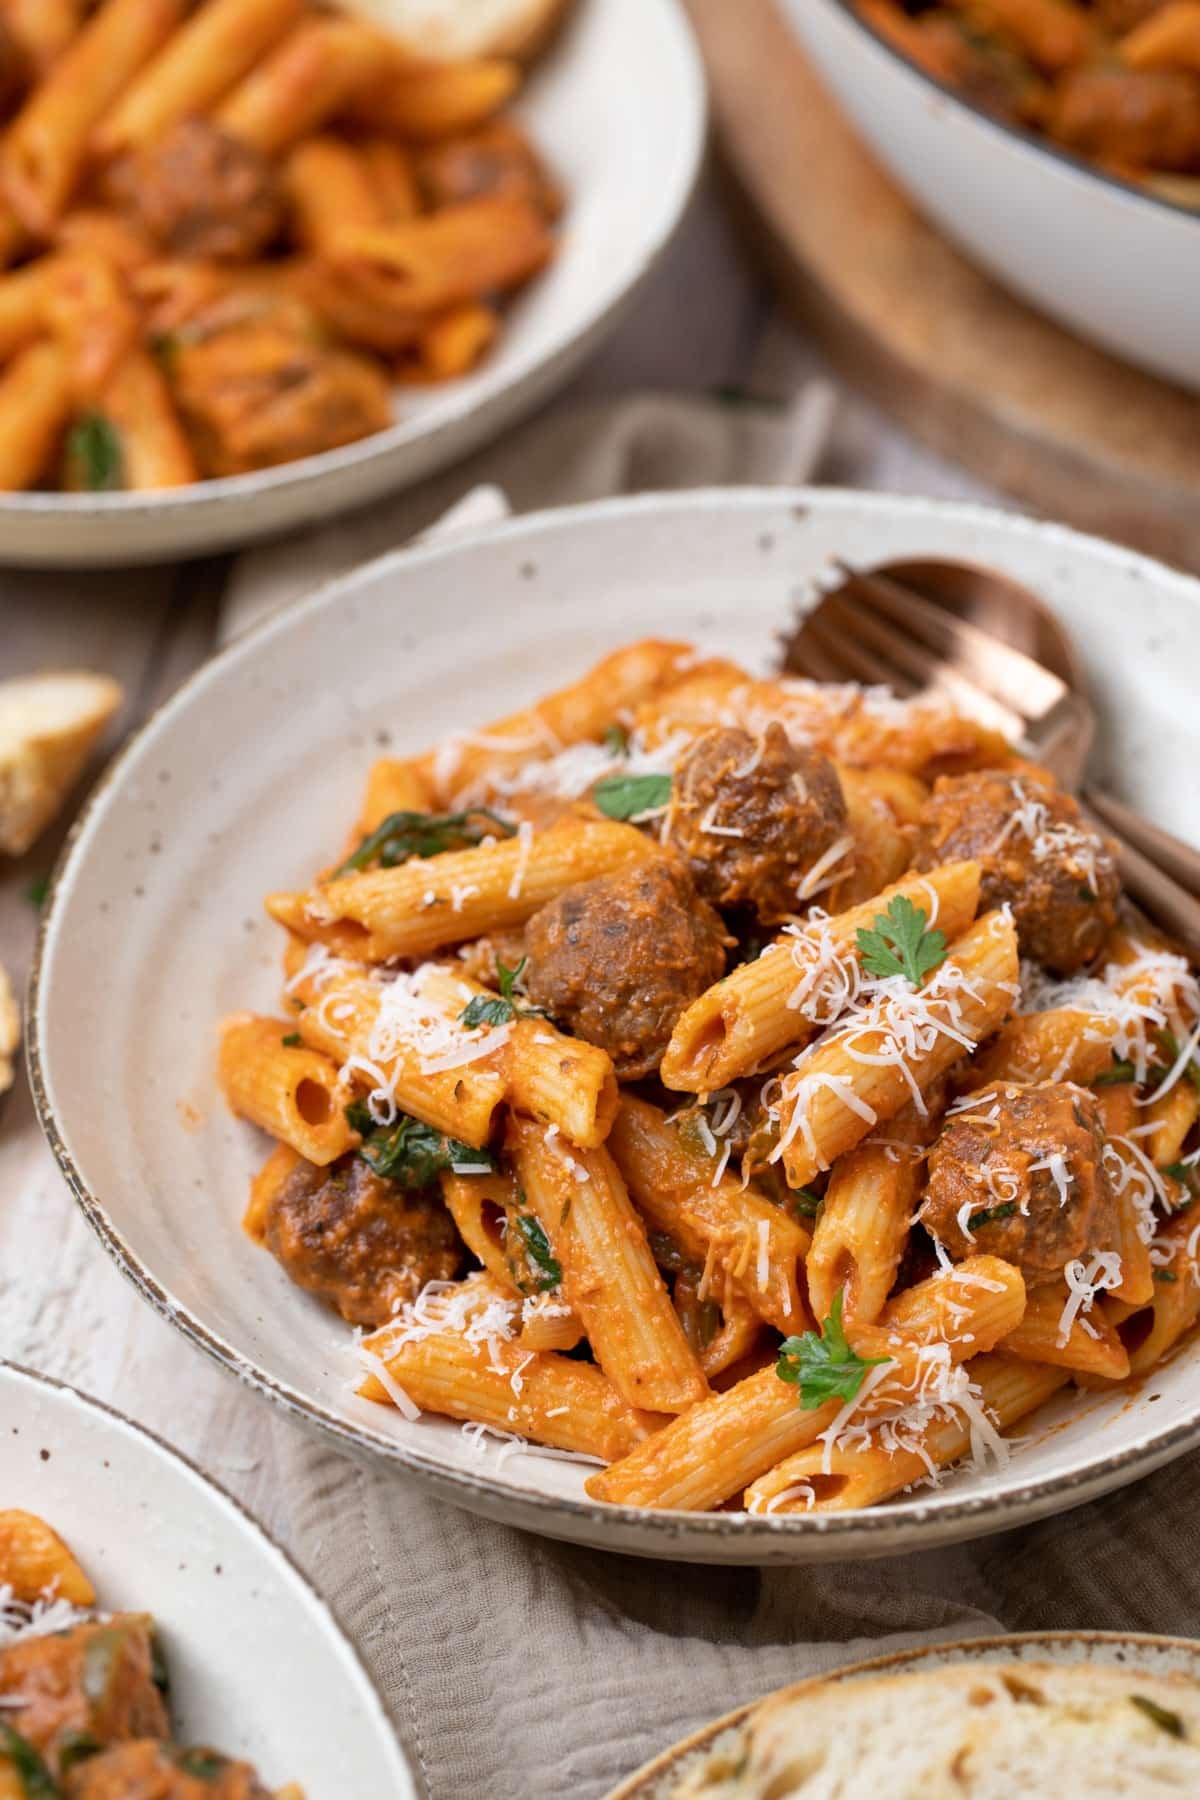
[[997, 1283, 1130, 1380], [326, 196, 553, 319], [806, 1102, 932, 1327], [350, 56, 520, 140], [0, 340, 72, 489], [284, 135, 384, 255], [243, 1140, 302, 1244], [661, 861, 982, 1092], [87, 346, 198, 488], [217, 18, 383, 155], [217, 1013, 358, 1166]]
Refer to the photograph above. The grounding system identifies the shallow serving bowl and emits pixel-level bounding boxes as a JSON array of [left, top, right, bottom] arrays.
[[29, 486, 1200, 1564], [0, 1362, 414, 1797], [0, 0, 703, 568], [784, 0, 1200, 394], [608, 1632, 1200, 1797]]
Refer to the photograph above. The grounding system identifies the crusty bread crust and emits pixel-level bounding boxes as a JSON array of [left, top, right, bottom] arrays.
[[346, 0, 574, 62], [0, 671, 122, 857], [674, 1661, 1200, 1797]]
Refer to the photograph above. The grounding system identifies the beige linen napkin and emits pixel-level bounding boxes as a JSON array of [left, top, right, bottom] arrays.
[[221, 388, 1189, 1799]]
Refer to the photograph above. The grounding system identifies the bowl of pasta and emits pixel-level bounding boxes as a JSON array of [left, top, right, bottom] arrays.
[[0, 1362, 414, 1796], [0, 0, 703, 566], [28, 486, 1200, 1562], [784, 0, 1200, 393]]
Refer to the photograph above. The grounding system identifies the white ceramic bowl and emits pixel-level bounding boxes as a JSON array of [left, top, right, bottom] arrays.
[[0, 0, 704, 568], [785, 0, 1200, 393], [28, 487, 1200, 1564], [0, 1362, 414, 1797], [608, 1632, 1200, 1798]]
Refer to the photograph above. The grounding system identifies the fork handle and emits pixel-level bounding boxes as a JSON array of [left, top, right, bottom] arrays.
[[1084, 787, 1200, 899], [1081, 801, 1200, 963]]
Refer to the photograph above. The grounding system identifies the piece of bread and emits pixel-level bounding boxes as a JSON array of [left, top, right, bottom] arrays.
[[674, 1661, 1200, 1798], [0, 672, 122, 857], [0, 959, 17, 1095], [344, 0, 574, 61]]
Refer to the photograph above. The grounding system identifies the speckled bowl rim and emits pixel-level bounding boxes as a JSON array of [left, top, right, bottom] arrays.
[[26, 485, 1200, 1555], [605, 1630, 1200, 1798], [0, 1359, 414, 1787], [824, 0, 1200, 229]]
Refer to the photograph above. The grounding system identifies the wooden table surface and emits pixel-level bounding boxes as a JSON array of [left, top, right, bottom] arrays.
[[0, 168, 998, 1547]]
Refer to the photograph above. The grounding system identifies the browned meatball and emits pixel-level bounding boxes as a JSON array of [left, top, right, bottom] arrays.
[[669, 724, 848, 921], [0, 1617, 167, 1775], [263, 1153, 462, 1327], [913, 768, 1118, 972], [524, 857, 728, 1077], [1047, 66, 1200, 170], [64, 1741, 274, 1799], [415, 121, 561, 216], [920, 1082, 1118, 1286], [106, 118, 284, 261]]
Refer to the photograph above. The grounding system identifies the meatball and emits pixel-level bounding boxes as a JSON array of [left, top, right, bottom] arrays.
[[263, 1153, 462, 1327], [913, 768, 1118, 973], [669, 724, 848, 920], [107, 118, 284, 262], [524, 857, 728, 1077], [1047, 66, 1200, 171], [171, 316, 392, 476], [920, 1082, 1119, 1286], [415, 121, 562, 216], [0, 1617, 167, 1775], [64, 1741, 273, 1800]]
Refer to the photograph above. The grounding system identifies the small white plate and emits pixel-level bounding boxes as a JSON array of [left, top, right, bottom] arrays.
[[0, 0, 704, 567], [0, 1362, 414, 1797], [28, 487, 1200, 1562], [608, 1632, 1200, 1798], [786, 0, 1200, 393]]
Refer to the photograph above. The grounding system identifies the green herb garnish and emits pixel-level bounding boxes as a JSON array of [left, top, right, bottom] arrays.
[[511, 1214, 561, 1292], [1158, 1029, 1200, 1097], [856, 894, 947, 986], [25, 875, 49, 909], [65, 412, 123, 492], [1130, 1694, 1186, 1738], [1078, 885, 1097, 903], [345, 1105, 495, 1188], [0, 1724, 60, 1797], [1165, 1161, 1196, 1183], [1093, 1058, 1137, 1087], [775, 1289, 890, 1409], [593, 772, 671, 821], [170, 1748, 230, 1778], [333, 806, 515, 877], [968, 1201, 1018, 1230], [56, 1730, 102, 1773], [602, 722, 630, 754], [787, 1187, 823, 1219], [1155, 1269, 1179, 1283], [459, 956, 541, 1029], [281, 1031, 302, 1047]]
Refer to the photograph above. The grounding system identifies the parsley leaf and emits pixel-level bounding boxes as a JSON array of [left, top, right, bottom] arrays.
[[1155, 1269, 1179, 1283], [968, 1201, 1018, 1230], [1165, 1161, 1196, 1183], [459, 956, 543, 1029], [170, 1748, 231, 1778], [593, 772, 671, 820], [856, 894, 947, 986], [281, 1031, 302, 1047], [345, 1105, 495, 1188], [1130, 1694, 1186, 1738], [0, 1723, 60, 1797], [1093, 1058, 1137, 1087], [25, 874, 49, 909], [775, 1289, 890, 1409], [787, 1187, 823, 1219], [602, 722, 630, 754], [334, 807, 515, 877], [511, 1214, 561, 1292], [65, 412, 123, 492]]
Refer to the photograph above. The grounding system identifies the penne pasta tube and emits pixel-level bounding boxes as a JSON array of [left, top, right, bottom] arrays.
[[326, 196, 553, 319], [587, 1256, 1025, 1509], [0, 259, 51, 363], [439, 1168, 520, 1292], [4, 0, 86, 71], [508, 1114, 709, 1414], [399, 300, 499, 383], [218, 1013, 358, 1166], [0, 340, 72, 489], [1121, 0, 1200, 68], [289, 956, 506, 1149], [266, 818, 659, 961], [970, 0, 1093, 69], [360, 137, 421, 220], [217, 18, 383, 156], [971, 1007, 1125, 1087], [89, 348, 198, 489], [997, 1283, 1130, 1380], [825, 766, 926, 911], [243, 1140, 302, 1244], [775, 910, 1020, 1189], [419, 639, 696, 804], [0, 1509, 95, 1606], [354, 757, 434, 837], [284, 135, 384, 255], [1144, 1081, 1199, 1166], [1095, 1083, 1155, 1306], [43, 252, 140, 401], [57, 209, 157, 274], [1105, 1213, 1200, 1374], [673, 1275, 763, 1380], [661, 861, 982, 1092], [360, 1278, 659, 1461], [744, 1356, 1069, 1514], [96, 0, 306, 154], [806, 1103, 931, 1327], [350, 57, 520, 141], [607, 1095, 811, 1336], [518, 1292, 585, 1355], [3, 0, 186, 234]]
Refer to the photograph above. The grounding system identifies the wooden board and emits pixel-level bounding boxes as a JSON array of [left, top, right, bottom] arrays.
[[685, 0, 1200, 572]]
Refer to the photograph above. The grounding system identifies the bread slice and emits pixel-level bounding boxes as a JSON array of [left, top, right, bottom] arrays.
[[0, 672, 122, 857], [674, 1661, 1200, 1798], [345, 0, 574, 61], [0, 959, 18, 1095]]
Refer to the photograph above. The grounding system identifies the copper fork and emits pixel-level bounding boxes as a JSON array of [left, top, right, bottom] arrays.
[[782, 561, 1200, 960]]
